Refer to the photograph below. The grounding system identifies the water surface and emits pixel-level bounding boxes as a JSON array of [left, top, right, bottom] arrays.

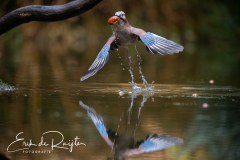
[[0, 81, 239, 160]]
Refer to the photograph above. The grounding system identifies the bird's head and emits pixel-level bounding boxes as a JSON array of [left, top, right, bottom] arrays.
[[108, 11, 127, 26]]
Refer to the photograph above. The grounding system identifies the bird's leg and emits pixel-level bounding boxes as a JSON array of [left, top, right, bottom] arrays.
[[133, 117, 141, 137], [137, 54, 142, 65], [134, 46, 142, 65], [126, 48, 132, 66]]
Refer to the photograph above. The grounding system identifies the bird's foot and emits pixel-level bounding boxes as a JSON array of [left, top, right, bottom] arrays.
[[128, 56, 132, 66], [137, 54, 142, 65]]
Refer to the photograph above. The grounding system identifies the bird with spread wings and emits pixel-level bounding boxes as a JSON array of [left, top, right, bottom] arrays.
[[80, 11, 184, 81], [79, 101, 183, 160]]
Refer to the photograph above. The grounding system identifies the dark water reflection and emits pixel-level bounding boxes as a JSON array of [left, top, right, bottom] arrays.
[[0, 82, 240, 160]]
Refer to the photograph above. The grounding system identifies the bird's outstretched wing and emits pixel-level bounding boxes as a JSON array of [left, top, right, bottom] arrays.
[[80, 34, 116, 81], [79, 101, 115, 147], [139, 134, 183, 152], [127, 134, 183, 156], [132, 27, 184, 55]]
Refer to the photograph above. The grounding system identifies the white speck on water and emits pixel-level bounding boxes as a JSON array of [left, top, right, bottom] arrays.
[[209, 80, 214, 84], [192, 93, 198, 97], [202, 103, 209, 108], [118, 91, 124, 96]]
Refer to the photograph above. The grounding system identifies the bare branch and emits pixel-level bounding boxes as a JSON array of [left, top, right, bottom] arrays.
[[0, 0, 102, 35]]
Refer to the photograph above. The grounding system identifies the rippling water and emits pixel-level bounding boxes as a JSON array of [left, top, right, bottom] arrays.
[[0, 81, 239, 160]]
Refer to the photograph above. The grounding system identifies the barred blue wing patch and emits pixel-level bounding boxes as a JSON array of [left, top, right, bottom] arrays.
[[80, 45, 110, 81], [139, 134, 183, 152], [140, 32, 184, 55], [79, 101, 108, 137], [96, 123, 108, 137]]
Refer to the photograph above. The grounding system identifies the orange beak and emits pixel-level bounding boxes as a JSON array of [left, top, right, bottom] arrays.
[[108, 16, 120, 25]]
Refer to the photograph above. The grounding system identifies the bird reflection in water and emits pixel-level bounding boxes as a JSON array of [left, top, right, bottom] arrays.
[[79, 97, 183, 160]]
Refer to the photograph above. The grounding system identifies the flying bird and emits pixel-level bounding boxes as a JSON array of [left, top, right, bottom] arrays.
[[79, 101, 183, 160], [80, 11, 184, 81]]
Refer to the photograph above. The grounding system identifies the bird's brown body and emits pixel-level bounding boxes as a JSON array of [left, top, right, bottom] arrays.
[[114, 22, 137, 48], [80, 11, 184, 81], [114, 133, 135, 159]]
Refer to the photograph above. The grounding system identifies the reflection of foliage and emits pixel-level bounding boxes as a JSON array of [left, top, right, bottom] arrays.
[[180, 108, 240, 160], [0, 0, 239, 85]]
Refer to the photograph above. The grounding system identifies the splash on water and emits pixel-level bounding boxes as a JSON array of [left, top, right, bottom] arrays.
[[128, 67, 142, 92], [0, 83, 15, 91], [138, 65, 154, 91], [128, 65, 154, 93]]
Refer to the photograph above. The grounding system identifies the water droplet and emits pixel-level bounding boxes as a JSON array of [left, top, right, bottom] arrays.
[[202, 103, 208, 108], [192, 93, 198, 97], [209, 80, 214, 84], [111, 26, 114, 33], [118, 91, 124, 96]]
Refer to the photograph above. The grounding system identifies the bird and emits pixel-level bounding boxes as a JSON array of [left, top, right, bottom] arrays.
[[80, 11, 184, 81], [79, 101, 184, 160]]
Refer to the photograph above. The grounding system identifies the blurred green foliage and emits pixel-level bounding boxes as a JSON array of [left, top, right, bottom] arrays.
[[0, 0, 240, 86], [0, 79, 7, 85]]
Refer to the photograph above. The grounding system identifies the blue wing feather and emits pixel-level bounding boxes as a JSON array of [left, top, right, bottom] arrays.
[[79, 101, 108, 137], [80, 45, 110, 81], [140, 32, 184, 55], [139, 134, 183, 152]]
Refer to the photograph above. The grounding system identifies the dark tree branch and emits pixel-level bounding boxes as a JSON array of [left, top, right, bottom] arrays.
[[0, 0, 102, 35]]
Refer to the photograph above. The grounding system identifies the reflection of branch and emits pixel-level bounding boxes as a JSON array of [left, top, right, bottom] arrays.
[[0, 0, 102, 35]]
